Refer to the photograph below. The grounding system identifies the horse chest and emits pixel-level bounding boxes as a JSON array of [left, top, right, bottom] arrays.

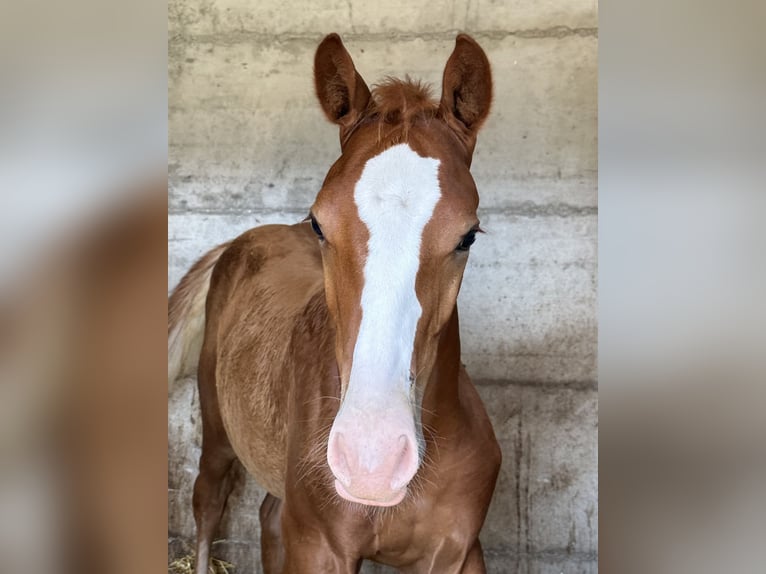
[[360, 498, 481, 571]]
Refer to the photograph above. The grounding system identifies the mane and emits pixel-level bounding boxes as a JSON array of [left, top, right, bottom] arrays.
[[362, 77, 440, 143]]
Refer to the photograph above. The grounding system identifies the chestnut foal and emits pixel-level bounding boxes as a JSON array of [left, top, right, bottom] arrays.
[[169, 33, 501, 573]]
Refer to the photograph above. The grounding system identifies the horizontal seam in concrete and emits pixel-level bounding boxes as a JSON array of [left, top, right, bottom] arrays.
[[167, 204, 597, 218], [166, 175, 597, 185], [475, 379, 598, 391], [483, 548, 598, 562], [470, 352, 596, 358], [169, 27, 598, 47], [210, 539, 257, 547], [483, 203, 598, 217], [168, 208, 308, 216]]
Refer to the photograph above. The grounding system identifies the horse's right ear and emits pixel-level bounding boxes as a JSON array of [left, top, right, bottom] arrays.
[[314, 34, 371, 137]]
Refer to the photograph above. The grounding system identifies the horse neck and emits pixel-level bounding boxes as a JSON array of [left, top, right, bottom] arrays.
[[421, 307, 463, 428]]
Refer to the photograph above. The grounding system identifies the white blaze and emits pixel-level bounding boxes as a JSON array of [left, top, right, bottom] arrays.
[[345, 143, 442, 406]]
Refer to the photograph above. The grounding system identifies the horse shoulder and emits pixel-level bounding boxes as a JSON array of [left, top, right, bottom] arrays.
[[205, 222, 325, 496]]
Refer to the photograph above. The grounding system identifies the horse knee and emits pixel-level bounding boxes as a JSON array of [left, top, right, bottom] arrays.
[[193, 454, 236, 518]]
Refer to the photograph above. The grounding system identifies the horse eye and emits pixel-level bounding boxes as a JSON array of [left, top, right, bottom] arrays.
[[310, 215, 324, 240], [456, 230, 477, 252]]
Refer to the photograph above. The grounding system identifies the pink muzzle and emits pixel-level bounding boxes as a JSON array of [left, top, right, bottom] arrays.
[[327, 409, 420, 506]]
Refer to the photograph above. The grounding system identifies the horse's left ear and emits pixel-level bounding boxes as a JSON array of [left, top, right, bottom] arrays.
[[439, 34, 493, 150]]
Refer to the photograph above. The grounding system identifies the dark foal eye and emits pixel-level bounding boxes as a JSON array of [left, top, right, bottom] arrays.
[[309, 214, 324, 240], [456, 229, 477, 252]]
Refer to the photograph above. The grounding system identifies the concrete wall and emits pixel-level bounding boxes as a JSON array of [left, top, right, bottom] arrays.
[[168, 1, 598, 572]]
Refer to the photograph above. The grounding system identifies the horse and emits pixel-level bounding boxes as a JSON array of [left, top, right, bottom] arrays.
[[168, 33, 501, 573]]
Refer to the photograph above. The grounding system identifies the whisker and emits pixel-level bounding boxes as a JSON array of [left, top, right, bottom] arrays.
[[302, 394, 342, 407]]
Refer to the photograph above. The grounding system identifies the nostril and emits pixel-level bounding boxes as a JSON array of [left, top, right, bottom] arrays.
[[390, 435, 417, 490], [328, 432, 352, 486]]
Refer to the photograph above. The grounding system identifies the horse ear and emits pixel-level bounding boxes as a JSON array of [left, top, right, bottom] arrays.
[[314, 34, 371, 134], [439, 34, 493, 147]]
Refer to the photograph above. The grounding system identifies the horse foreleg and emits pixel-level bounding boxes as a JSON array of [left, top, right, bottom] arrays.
[[412, 538, 487, 574], [259, 493, 285, 573], [279, 508, 361, 574], [280, 547, 361, 574], [192, 445, 237, 574]]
